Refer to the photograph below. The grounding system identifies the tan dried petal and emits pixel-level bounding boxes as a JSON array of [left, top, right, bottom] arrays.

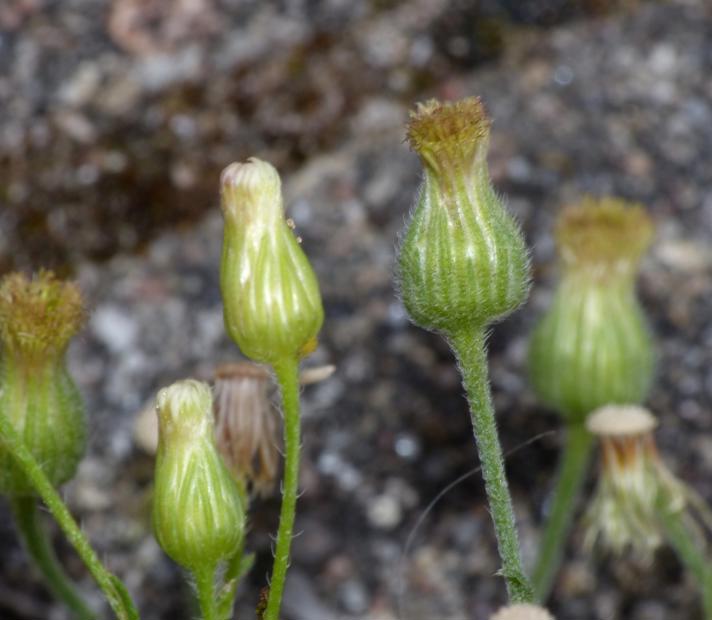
[[213, 362, 280, 496]]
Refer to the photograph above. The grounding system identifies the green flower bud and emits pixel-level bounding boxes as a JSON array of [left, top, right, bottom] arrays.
[[397, 98, 530, 334], [0, 271, 87, 495], [220, 158, 324, 364], [528, 198, 655, 422], [153, 380, 245, 573]]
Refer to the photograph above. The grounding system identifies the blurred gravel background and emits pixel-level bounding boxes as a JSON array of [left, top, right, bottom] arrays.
[[1, 1, 712, 619]]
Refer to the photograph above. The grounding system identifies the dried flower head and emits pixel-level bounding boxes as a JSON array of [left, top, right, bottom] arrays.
[[0, 270, 85, 361], [490, 603, 555, 620], [584, 405, 687, 562], [556, 197, 654, 278], [213, 362, 279, 496]]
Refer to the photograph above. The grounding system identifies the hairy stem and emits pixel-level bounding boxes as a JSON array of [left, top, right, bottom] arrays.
[[263, 357, 301, 620], [11, 495, 96, 620], [448, 328, 534, 603], [659, 506, 712, 620], [194, 567, 218, 620], [0, 410, 139, 620], [532, 423, 593, 601]]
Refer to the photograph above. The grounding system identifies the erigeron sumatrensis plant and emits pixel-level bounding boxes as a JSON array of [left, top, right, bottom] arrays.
[[528, 197, 656, 600], [0, 158, 327, 619], [2, 99, 688, 620]]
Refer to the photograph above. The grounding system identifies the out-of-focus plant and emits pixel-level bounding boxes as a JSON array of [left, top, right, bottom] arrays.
[[585, 404, 712, 617], [490, 603, 556, 620], [528, 198, 655, 600], [0, 271, 139, 620], [396, 97, 534, 602]]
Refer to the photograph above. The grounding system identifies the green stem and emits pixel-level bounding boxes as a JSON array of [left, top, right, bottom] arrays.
[[448, 328, 534, 603], [194, 567, 218, 620], [10, 495, 96, 620], [532, 423, 594, 601], [0, 410, 139, 620], [659, 506, 712, 619], [263, 357, 301, 620]]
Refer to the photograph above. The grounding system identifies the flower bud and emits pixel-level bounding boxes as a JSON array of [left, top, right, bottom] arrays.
[[220, 158, 324, 364], [153, 380, 245, 573], [583, 405, 686, 562], [397, 98, 530, 334], [0, 271, 87, 495], [528, 198, 655, 422], [491, 604, 555, 620]]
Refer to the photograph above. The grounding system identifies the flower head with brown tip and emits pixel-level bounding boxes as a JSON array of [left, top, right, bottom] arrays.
[[556, 197, 654, 279], [0, 270, 85, 362]]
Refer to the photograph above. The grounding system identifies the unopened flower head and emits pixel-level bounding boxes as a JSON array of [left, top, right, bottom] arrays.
[[220, 158, 324, 365], [490, 603, 555, 620], [584, 405, 686, 562], [0, 271, 87, 494], [397, 97, 530, 335], [213, 362, 279, 497], [153, 380, 245, 572], [528, 198, 655, 421]]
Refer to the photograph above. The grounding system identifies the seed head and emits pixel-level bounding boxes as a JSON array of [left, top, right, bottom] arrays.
[[584, 405, 686, 562]]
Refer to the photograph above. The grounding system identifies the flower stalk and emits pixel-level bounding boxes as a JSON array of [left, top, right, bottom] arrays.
[[219, 158, 324, 619], [529, 198, 655, 600], [397, 97, 533, 602]]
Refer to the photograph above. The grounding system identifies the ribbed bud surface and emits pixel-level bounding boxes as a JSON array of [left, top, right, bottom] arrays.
[[397, 98, 530, 334], [529, 198, 654, 422], [0, 272, 87, 494], [153, 380, 245, 572], [220, 158, 323, 364]]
